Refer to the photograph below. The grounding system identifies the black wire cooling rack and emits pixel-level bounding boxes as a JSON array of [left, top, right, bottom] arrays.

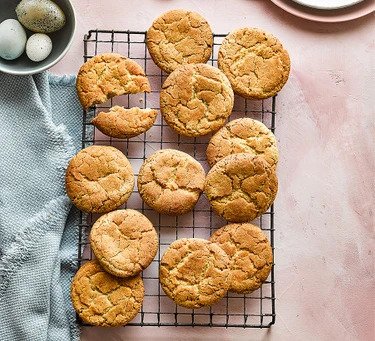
[[76, 30, 276, 328]]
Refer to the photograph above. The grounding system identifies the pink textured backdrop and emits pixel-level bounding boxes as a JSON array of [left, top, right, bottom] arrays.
[[51, 1, 375, 340]]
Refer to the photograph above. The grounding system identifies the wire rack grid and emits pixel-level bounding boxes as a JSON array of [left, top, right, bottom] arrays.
[[77, 30, 276, 328]]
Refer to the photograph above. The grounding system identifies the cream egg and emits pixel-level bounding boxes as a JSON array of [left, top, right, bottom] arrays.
[[0, 19, 27, 60], [16, 0, 66, 33], [26, 33, 52, 62]]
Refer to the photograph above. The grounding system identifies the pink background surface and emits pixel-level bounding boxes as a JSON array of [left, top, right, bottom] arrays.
[[51, 1, 374, 340]]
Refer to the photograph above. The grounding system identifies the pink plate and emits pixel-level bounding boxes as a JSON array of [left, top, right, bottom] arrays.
[[270, 0, 375, 22]]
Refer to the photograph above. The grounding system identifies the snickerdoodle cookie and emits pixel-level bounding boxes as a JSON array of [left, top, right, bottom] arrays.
[[76, 53, 151, 109], [206, 118, 278, 168], [65, 145, 134, 213], [160, 238, 230, 309], [71, 260, 144, 326], [90, 209, 158, 278], [137, 149, 205, 215], [160, 64, 234, 137], [218, 28, 290, 99], [210, 223, 273, 293], [204, 153, 278, 222], [146, 10, 213, 73], [92, 106, 158, 139]]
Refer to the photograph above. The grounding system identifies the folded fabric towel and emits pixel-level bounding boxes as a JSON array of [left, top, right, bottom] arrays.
[[0, 72, 82, 341]]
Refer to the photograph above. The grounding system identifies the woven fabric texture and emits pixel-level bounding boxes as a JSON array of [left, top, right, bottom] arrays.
[[0, 72, 82, 341]]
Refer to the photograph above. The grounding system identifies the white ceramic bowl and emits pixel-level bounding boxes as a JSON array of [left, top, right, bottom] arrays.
[[0, 0, 76, 75]]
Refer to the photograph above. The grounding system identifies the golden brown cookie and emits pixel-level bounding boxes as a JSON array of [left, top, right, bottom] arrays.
[[218, 28, 290, 99], [65, 145, 134, 213], [146, 9, 213, 73], [160, 238, 230, 309], [204, 153, 278, 222], [92, 106, 158, 139], [160, 64, 234, 137], [210, 223, 273, 293], [206, 118, 278, 168], [76, 53, 151, 109], [90, 209, 158, 277], [71, 260, 144, 326], [137, 149, 205, 215]]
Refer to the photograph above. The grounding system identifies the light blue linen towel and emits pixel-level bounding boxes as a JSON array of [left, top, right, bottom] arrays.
[[0, 72, 82, 341]]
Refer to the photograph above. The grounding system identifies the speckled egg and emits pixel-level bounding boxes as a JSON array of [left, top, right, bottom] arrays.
[[16, 0, 66, 33], [26, 33, 53, 62], [0, 19, 27, 60]]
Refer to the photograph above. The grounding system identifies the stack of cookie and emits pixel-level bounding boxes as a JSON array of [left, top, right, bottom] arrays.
[[68, 8, 290, 324], [70, 208, 158, 327], [159, 223, 273, 309]]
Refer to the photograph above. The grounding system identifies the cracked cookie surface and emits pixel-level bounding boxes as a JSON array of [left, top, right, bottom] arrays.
[[138, 149, 205, 215], [206, 118, 278, 168], [210, 223, 272, 293], [71, 260, 144, 326], [160, 238, 230, 309], [204, 153, 278, 222], [160, 64, 234, 137], [146, 9, 213, 73], [76, 53, 151, 109], [218, 28, 290, 99], [65, 145, 134, 213], [92, 106, 158, 139], [90, 209, 158, 278]]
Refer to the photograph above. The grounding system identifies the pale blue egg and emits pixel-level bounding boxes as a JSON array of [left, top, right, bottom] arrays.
[[0, 19, 27, 60]]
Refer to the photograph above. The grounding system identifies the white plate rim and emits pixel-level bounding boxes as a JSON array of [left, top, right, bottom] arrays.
[[270, 0, 375, 23], [291, 0, 364, 10]]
